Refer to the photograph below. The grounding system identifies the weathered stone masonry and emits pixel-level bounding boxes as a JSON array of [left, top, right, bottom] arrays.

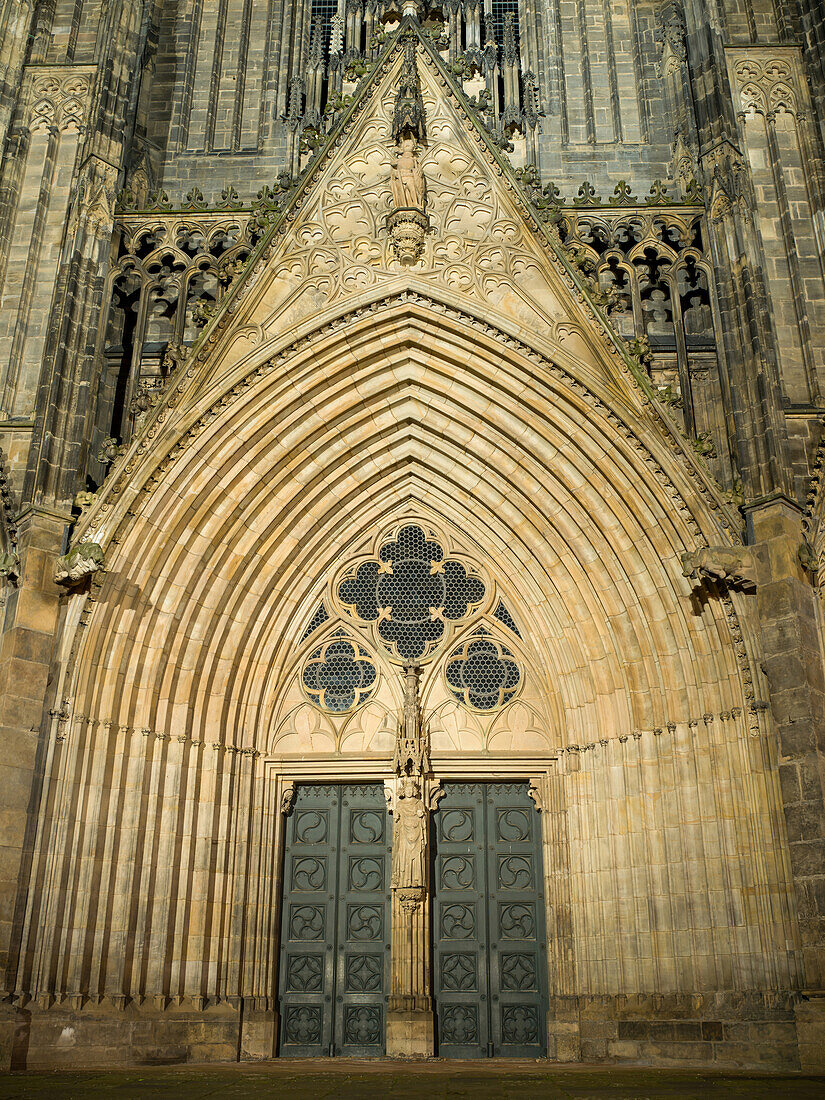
[[0, 0, 823, 1073]]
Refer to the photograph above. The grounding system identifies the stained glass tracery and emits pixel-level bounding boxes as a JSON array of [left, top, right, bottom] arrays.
[[445, 634, 521, 711], [337, 524, 485, 661], [302, 635, 377, 712]]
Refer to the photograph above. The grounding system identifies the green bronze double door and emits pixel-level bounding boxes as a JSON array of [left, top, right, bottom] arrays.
[[433, 782, 548, 1058], [278, 781, 547, 1058], [278, 783, 389, 1057]]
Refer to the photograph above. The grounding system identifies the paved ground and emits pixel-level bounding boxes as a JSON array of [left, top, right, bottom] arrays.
[[1, 1062, 825, 1100]]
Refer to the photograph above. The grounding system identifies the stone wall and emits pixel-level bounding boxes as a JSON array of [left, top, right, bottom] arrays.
[[0, 0, 823, 1074]]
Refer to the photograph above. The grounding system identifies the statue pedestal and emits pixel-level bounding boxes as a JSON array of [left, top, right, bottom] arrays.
[[387, 207, 428, 264], [387, 998, 434, 1058], [387, 885, 434, 1057]]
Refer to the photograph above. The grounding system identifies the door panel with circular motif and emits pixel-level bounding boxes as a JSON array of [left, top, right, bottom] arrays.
[[433, 782, 547, 1058], [279, 784, 390, 1057]]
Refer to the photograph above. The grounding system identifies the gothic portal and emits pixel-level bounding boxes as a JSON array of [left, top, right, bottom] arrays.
[[0, 0, 825, 1073]]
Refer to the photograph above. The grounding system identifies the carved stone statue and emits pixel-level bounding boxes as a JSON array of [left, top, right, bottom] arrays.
[[386, 39, 430, 264], [391, 777, 427, 889], [394, 663, 427, 776], [681, 546, 757, 592], [390, 137, 426, 211], [54, 542, 105, 587], [392, 39, 426, 145]]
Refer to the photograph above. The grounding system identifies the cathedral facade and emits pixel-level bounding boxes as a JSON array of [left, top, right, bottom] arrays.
[[1, 0, 825, 1072]]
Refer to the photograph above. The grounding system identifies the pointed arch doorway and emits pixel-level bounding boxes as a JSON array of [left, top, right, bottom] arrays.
[[274, 519, 554, 1058]]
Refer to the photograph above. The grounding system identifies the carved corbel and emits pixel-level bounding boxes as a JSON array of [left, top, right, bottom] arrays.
[[528, 778, 544, 811], [681, 546, 757, 593], [428, 782, 445, 811], [0, 550, 20, 584], [280, 780, 297, 816], [54, 542, 105, 587]]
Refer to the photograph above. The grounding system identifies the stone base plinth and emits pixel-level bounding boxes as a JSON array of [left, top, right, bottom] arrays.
[[0, 998, 260, 1070], [554, 992, 800, 1069], [794, 994, 825, 1071], [386, 1007, 434, 1058], [0, 991, 809, 1069]]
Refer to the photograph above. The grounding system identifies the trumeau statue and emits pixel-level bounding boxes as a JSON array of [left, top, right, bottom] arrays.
[[391, 776, 427, 889]]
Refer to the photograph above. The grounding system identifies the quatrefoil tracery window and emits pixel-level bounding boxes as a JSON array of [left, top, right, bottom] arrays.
[[298, 523, 524, 714], [302, 632, 377, 712], [337, 524, 485, 662]]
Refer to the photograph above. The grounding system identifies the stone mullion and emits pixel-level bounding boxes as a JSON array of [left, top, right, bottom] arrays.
[[387, 887, 433, 1054], [666, 268, 696, 439]]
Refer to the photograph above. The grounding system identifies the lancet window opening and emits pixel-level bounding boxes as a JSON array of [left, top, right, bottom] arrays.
[[94, 214, 257, 474]]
